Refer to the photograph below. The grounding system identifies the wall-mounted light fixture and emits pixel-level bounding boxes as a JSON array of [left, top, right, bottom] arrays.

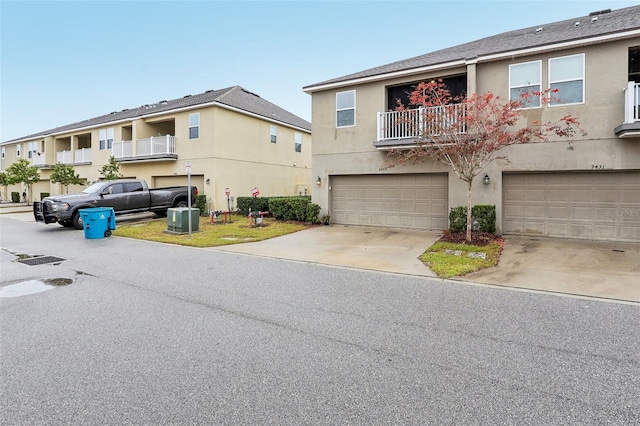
[[206, 178, 211, 184], [316, 176, 322, 186], [483, 174, 490, 185]]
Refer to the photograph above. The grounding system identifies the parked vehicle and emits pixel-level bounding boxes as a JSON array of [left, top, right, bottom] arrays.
[[33, 179, 197, 229]]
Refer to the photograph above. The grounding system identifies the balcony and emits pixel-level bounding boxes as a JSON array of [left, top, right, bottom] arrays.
[[374, 104, 466, 149], [31, 154, 46, 166], [614, 82, 640, 138], [55, 148, 91, 165], [113, 135, 178, 162]]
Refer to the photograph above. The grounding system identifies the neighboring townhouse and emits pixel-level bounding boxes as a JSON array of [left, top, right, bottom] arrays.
[[0, 86, 312, 210], [304, 6, 640, 243]]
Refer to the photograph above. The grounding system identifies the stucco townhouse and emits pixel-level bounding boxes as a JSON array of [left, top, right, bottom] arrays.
[[304, 5, 640, 243], [0, 85, 312, 211]]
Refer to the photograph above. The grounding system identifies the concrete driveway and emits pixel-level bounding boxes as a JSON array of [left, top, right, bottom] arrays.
[[214, 225, 440, 277], [216, 224, 640, 303], [2, 203, 638, 303]]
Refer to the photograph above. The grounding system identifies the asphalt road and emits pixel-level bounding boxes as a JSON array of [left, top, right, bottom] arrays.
[[1, 217, 639, 425]]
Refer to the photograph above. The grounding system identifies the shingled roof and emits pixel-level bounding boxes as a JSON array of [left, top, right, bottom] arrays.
[[304, 5, 640, 91], [4, 85, 311, 144]]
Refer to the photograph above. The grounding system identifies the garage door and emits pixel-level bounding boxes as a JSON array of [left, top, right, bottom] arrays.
[[503, 172, 640, 242], [154, 175, 204, 193], [331, 174, 448, 230]]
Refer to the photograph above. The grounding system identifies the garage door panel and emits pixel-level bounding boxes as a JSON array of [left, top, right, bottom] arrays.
[[570, 206, 591, 220], [595, 189, 618, 202], [592, 225, 618, 239], [620, 226, 640, 240], [622, 189, 640, 203], [548, 206, 570, 219], [503, 172, 640, 242], [331, 174, 448, 230]]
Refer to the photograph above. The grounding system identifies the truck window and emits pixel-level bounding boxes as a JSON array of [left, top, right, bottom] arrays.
[[125, 182, 144, 192], [108, 184, 124, 194]]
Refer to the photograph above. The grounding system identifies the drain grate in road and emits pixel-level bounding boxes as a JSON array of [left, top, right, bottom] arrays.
[[17, 256, 66, 266]]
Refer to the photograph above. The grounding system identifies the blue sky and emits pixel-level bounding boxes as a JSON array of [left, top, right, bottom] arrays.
[[1, 0, 638, 142]]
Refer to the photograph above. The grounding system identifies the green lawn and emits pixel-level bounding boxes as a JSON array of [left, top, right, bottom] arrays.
[[420, 240, 503, 278], [113, 215, 313, 248], [115, 214, 502, 277]]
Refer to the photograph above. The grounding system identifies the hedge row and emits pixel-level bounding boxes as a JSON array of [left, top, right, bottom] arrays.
[[449, 205, 496, 234], [236, 196, 319, 224]]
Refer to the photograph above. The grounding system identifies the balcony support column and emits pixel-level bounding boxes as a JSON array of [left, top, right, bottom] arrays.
[[465, 59, 477, 97]]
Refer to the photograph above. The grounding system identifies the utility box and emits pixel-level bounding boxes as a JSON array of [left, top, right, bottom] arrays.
[[167, 207, 200, 233]]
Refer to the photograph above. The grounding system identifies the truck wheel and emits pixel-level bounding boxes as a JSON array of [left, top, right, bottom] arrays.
[[72, 213, 84, 230], [176, 201, 188, 208]]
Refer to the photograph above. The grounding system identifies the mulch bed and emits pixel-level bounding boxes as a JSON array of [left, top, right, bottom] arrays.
[[438, 231, 502, 246]]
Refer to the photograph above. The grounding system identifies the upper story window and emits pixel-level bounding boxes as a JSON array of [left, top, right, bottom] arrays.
[[1, 147, 5, 159], [336, 90, 355, 127], [16, 143, 21, 157], [27, 141, 38, 159], [549, 54, 585, 106], [189, 113, 200, 139], [509, 60, 541, 108], [99, 128, 114, 150], [294, 132, 302, 153], [270, 125, 277, 143]]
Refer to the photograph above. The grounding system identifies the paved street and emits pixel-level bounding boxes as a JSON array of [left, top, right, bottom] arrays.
[[1, 216, 639, 424]]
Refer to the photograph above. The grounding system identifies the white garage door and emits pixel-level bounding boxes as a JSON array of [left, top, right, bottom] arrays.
[[330, 174, 448, 230], [154, 175, 204, 193], [503, 172, 640, 242]]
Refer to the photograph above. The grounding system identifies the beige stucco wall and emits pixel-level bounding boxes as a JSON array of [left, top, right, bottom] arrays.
[[1, 104, 311, 208], [311, 36, 640, 233]]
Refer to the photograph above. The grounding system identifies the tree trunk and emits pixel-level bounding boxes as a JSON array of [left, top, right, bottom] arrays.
[[466, 179, 473, 243]]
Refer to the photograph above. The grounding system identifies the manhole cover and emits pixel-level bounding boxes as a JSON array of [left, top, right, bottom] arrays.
[[17, 256, 66, 266]]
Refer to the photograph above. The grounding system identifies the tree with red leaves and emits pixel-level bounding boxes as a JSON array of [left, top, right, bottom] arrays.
[[387, 79, 584, 243]]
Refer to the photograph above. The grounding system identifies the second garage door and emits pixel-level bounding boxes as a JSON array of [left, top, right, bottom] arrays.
[[330, 174, 448, 230], [503, 171, 640, 242]]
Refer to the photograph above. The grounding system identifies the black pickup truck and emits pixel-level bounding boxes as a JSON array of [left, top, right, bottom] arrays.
[[34, 179, 198, 229]]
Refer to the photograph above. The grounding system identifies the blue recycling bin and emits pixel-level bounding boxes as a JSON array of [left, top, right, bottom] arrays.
[[79, 207, 116, 239]]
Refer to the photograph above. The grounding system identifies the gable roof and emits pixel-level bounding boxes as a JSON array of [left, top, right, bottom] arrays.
[[3, 85, 311, 144], [304, 5, 640, 92]]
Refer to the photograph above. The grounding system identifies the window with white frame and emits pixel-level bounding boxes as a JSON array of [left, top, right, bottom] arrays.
[[549, 54, 584, 106], [99, 128, 114, 150], [509, 61, 541, 108], [294, 132, 302, 153], [27, 141, 38, 159], [189, 113, 200, 139], [336, 90, 355, 127], [270, 125, 277, 143], [16, 143, 21, 157], [1, 147, 5, 159]]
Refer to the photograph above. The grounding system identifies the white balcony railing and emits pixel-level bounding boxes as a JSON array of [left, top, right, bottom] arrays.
[[623, 81, 640, 124], [112, 140, 133, 159], [377, 103, 467, 141], [31, 154, 46, 166], [136, 135, 176, 156], [74, 148, 91, 163], [56, 150, 73, 164]]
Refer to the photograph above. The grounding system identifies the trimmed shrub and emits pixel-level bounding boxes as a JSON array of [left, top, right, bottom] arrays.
[[40, 192, 50, 201], [449, 205, 496, 234], [11, 192, 20, 203], [268, 197, 320, 223], [194, 195, 207, 216], [237, 196, 270, 216]]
